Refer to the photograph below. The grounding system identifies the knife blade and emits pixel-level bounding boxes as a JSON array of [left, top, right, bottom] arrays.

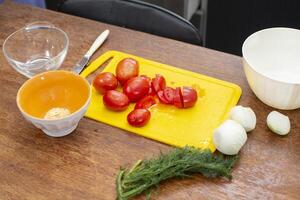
[[72, 29, 109, 74]]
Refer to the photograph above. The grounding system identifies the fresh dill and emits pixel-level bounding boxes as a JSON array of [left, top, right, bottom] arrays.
[[116, 146, 238, 200]]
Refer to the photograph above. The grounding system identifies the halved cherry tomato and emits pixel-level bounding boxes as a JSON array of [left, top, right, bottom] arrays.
[[182, 87, 198, 108], [93, 72, 118, 94], [147, 87, 156, 96], [103, 90, 130, 111], [173, 87, 184, 108], [135, 95, 156, 109], [141, 75, 155, 95], [151, 74, 166, 93], [127, 109, 151, 127], [116, 58, 139, 85], [157, 90, 171, 104], [163, 87, 175, 104], [123, 77, 150, 102]]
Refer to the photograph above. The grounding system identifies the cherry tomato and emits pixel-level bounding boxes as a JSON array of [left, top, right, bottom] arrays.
[[157, 90, 171, 104], [93, 72, 118, 94], [147, 87, 156, 96], [116, 58, 139, 85], [103, 90, 130, 111], [151, 74, 166, 93], [182, 87, 198, 108], [141, 75, 155, 95], [140, 75, 151, 83], [135, 95, 156, 109], [163, 87, 175, 104], [173, 87, 184, 108], [127, 109, 151, 127], [123, 77, 150, 102]]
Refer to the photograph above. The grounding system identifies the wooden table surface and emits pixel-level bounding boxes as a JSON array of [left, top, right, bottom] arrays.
[[0, 2, 299, 200]]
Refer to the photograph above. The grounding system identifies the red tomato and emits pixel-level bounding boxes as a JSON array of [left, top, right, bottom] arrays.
[[123, 77, 150, 102], [163, 87, 175, 104], [103, 90, 130, 111], [148, 87, 156, 96], [157, 90, 171, 104], [151, 74, 166, 93], [127, 109, 151, 127], [173, 87, 184, 108], [182, 87, 198, 108], [93, 72, 118, 94], [140, 75, 151, 83], [141, 75, 155, 95], [116, 58, 139, 85], [135, 95, 156, 109]]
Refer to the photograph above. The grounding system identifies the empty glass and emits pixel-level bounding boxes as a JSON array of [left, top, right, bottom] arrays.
[[3, 21, 69, 78]]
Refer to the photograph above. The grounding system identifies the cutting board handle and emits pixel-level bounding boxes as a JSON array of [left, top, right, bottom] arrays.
[[80, 51, 118, 78]]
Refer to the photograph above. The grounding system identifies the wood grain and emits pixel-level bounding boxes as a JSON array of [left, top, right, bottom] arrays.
[[0, 2, 299, 200]]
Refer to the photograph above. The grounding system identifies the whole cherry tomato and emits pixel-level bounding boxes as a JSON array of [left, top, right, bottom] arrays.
[[123, 76, 150, 102], [127, 109, 151, 127], [140, 75, 151, 83], [93, 72, 118, 94], [103, 90, 130, 111], [116, 58, 139, 85], [182, 87, 198, 108]]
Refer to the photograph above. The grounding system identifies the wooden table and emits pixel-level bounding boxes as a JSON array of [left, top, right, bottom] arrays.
[[0, 2, 299, 200]]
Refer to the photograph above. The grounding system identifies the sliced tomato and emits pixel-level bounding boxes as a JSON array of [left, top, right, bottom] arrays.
[[163, 87, 175, 104], [147, 86, 156, 96], [157, 90, 171, 104], [141, 75, 155, 95], [135, 95, 157, 109], [173, 87, 184, 108], [151, 74, 166, 93], [182, 87, 198, 108], [127, 109, 151, 127]]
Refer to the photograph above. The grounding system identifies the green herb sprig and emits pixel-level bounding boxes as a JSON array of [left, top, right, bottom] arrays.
[[116, 146, 238, 200]]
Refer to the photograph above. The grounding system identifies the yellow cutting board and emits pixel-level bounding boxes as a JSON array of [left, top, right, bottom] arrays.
[[80, 51, 242, 152]]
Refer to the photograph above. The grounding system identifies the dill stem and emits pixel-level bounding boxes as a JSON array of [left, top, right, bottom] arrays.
[[116, 170, 125, 200]]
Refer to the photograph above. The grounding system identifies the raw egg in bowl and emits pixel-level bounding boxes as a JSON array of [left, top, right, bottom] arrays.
[[17, 70, 91, 137]]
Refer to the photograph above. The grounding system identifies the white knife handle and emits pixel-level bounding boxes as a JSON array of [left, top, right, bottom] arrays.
[[85, 29, 110, 58]]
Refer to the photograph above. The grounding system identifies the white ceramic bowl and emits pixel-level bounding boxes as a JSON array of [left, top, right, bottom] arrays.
[[17, 70, 91, 137], [242, 27, 300, 110]]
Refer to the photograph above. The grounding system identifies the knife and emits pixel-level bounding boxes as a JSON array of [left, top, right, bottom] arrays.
[[72, 29, 110, 74]]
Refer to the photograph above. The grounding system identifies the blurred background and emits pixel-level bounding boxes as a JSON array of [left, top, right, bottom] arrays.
[[3, 0, 300, 56]]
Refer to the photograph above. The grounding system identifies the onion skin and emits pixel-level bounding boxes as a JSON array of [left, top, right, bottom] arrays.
[[213, 120, 247, 155]]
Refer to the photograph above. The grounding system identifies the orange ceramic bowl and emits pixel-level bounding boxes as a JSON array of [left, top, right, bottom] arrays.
[[17, 70, 91, 137]]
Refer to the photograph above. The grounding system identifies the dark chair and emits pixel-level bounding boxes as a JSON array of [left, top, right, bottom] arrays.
[[59, 0, 202, 45]]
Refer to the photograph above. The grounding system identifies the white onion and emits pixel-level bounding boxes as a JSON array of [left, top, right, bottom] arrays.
[[267, 111, 290, 135], [213, 120, 247, 155], [229, 105, 256, 132]]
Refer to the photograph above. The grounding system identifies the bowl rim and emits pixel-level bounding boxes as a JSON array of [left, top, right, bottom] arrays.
[[242, 27, 300, 85], [2, 23, 69, 70], [16, 70, 92, 122]]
